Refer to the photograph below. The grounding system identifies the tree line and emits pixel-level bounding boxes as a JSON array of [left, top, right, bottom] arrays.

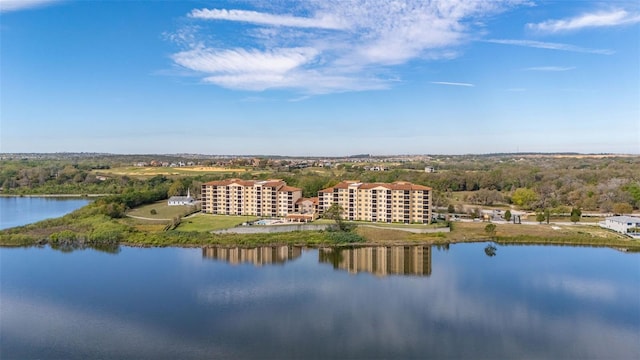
[[2, 155, 639, 213]]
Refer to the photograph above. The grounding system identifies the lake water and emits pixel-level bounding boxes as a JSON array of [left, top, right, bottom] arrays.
[[0, 196, 91, 230], [1, 243, 638, 359]]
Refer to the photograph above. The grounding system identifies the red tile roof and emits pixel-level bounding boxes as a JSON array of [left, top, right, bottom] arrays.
[[296, 197, 319, 205], [202, 179, 286, 188], [279, 186, 302, 192], [318, 181, 431, 193]]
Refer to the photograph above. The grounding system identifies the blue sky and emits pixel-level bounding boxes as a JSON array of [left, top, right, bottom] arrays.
[[1, 0, 638, 156]]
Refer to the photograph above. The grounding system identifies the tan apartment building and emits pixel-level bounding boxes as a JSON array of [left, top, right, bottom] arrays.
[[201, 179, 302, 217], [318, 181, 432, 224]]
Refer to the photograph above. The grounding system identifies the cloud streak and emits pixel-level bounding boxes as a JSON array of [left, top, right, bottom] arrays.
[[524, 66, 576, 72], [0, 0, 59, 12], [527, 9, 640, 33], [189, 8, 347, 30], [486, 39, 615, 55], [431, 81, 475, 87], [169, 0, 528, 94]]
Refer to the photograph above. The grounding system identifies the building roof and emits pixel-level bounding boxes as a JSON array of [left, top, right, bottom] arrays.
[[319, 181, 432, 193], [279, 185, 302, 192], [202, 178, 285, 188], [606, 216, 640, 223], [296, 197, 319, 205], [168, 196, 194, 202]]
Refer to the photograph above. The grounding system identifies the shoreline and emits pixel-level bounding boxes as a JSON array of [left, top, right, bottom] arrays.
[[1, 196, 638, 252], [0, 194, 109, 198]]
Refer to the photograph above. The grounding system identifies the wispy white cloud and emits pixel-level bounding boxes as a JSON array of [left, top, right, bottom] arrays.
[[486, 39, 615, 55], [527, 9, 640, 33], [524, 66, 576, 72], [0, 0, 59, 12], [431, 81, 475, 87], [172, 47, 320, 75], [189, 8, 347, 30], [169, 0, 528, 94]]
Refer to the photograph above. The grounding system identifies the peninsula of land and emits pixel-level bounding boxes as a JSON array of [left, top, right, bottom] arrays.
[[1, 153, 638, 251]]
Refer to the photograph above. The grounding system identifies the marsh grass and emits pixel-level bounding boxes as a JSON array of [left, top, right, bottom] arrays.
[[176, 214, 259, 232], [127, 201, 196, 220]]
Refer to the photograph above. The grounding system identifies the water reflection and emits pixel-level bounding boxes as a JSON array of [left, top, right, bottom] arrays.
[[49, 243, 121, 254], [319, 246, 432, 277], [2, 244, 639, 359], [202, 246, 302, 266]]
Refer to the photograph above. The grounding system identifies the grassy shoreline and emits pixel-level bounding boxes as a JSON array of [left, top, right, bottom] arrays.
[[2, 198, 639, 251], [2, 218, 639, 251]]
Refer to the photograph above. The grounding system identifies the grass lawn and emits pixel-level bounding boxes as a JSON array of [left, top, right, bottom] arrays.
[[355, 221, 448, 229], [355, 221, 635, 247], [313, 219, 446, 229], [177, 213, 259, 232], [524, 215, 603, 223], [127, 201, 197, 220]]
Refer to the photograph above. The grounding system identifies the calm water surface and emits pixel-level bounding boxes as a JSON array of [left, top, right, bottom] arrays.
[[1, 243, 638, 359], [0, 196, 90, 230]]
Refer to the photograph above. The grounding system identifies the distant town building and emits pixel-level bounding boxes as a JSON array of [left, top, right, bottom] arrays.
[[367, 166, 388, 171], [318, 181, 432, 224], [201, 179, 302, 217], [425, 166, 436, 173], [168, 188, 196, 206], [600, 216, 640, 238]]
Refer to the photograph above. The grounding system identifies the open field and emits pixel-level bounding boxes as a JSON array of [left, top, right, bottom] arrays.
[[94, 166, 249, 177], [127, 201, 197, 220], [176, 213, 259, 232], [524, 215, 603, 223], [349, 221, 448, 229], [353, 221, 637, 248]]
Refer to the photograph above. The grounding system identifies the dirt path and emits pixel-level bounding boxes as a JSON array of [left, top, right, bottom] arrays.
[[126, 214, 171, 221]]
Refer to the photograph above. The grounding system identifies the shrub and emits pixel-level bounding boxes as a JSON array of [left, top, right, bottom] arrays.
[[484, 223, 497, 237], [50, 230, 77, 243], [327, 231, 364, 243]]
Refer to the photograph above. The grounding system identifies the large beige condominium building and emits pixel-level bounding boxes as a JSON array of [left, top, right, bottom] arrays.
[[201, 179, 302, 217], [318, 181, 432, 224]]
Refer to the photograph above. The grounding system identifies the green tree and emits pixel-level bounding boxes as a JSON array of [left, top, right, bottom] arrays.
[[623, 182, 640, 208], [536, 212, 546, 224], [612, 202, 633, 215], [168, 180, 185, 197], [570, 208, 582, 223], [504, 209, 512, 222], [512, 188, 538, 208], [323, 203, 353, 232], [484, 223, 497, 237], [544, 209, 550, 224]]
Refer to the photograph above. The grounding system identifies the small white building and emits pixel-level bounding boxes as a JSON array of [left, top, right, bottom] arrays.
[[168, 189, 195, 206], [600, 216, 640, 238]]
